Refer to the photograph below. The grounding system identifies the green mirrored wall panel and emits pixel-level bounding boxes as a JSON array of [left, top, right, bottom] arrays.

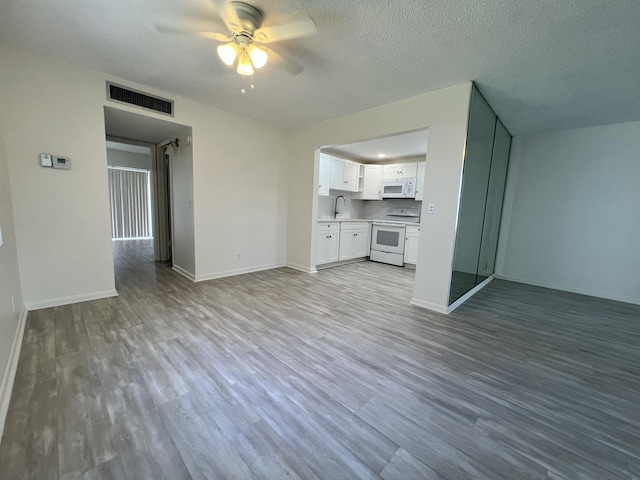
[[449, 86, 496, 304], [477, 119, 511, 283]]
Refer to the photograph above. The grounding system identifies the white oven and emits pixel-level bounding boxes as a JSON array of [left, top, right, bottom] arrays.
[[370, 223, 406, 266], [369, 208, 420, 267]]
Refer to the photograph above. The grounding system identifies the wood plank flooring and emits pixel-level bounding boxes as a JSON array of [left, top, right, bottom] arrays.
[[1, 239, 639, 479]]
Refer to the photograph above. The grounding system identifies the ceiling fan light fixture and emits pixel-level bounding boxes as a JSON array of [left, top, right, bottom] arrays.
[[248, 45, 268, 69], [217, 43, 238, 66], [236, 50, 254, 76]]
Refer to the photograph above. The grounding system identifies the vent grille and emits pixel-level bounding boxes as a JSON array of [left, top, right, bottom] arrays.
[[106, 82, 174, 116]]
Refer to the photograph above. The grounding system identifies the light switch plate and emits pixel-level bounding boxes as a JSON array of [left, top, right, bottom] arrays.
[[40, 153, 53, 167]]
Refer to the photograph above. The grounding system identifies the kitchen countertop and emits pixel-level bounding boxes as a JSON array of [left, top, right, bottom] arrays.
[[317, 218, 372, 223], [317, 218, 420, 226]]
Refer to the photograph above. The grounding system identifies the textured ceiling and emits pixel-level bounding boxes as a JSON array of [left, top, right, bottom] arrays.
[[2, 0, 640, 135], [327, 130, 428, 161]]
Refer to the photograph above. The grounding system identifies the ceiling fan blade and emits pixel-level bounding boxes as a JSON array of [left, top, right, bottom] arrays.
[[220, 2, 243, 32], [254, 17, 317, 43], [155, 24, 231, 42], [263, 47, 304, 75]]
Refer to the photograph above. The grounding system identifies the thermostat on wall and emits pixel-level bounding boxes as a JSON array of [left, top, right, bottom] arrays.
[[40, 153, 70, 169], [52, 155, 71, 170]]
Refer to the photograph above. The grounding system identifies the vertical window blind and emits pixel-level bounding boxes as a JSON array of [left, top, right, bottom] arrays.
[[108, 166, 153, 239]]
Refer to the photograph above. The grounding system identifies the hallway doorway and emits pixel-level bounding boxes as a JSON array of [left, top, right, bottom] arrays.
[[104, 106, 194, 288]]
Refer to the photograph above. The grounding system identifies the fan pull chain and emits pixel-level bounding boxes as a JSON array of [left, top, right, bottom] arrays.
[[240, 77, 256, 94]]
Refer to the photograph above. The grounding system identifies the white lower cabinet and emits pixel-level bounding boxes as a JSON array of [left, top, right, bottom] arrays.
[[339, 222, 370, 261], [317, 221, 370, 266], [316, 222, 340, 265], [404, 225, 420, 265]]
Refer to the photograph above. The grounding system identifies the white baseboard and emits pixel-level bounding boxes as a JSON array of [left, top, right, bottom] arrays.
[[285, 262, 316, 274], [195, 262, 286, 282], [410, 275, 494, 315], [172, 264, 196, 281], [409, 298, 449, 314], [494, 274, 640, 306], [0, 306, 28, 438], [25, 289, 119, 311]]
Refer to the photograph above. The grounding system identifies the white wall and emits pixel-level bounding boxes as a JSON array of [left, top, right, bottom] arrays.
[[287, 83, 472, 311], [188, 106, 288, 282], [496, 120, 640, 305], [0, 43, 288, 305], [0, 116, 25, 433], [106, 149, 151, 170], [0, 45, 118, 309]]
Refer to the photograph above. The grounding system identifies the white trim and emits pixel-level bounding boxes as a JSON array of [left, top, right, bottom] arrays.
[[0, 307, 28, 438], [494, 274, 640, 306], [195, 263, 286, 282], [409, 298, 449, 314], [107, 165, 150, 173], [172, 264, 196, 281], [411, 275, 494, 314], [111, 237, 154, 241], [286, 262, 316, 274], [25, 289, 119, 311], [316, 257, 368, 270]]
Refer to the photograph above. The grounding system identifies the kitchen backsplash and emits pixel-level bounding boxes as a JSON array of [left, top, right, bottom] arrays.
[[318, 192, 366, 219], [318, 193, 422, 220], [364, 199, 423, 219]]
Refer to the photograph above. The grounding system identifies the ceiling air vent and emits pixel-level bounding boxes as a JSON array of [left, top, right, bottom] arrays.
[[106, 82, 174, 116]]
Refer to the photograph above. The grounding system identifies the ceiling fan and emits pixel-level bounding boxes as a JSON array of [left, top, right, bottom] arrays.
[[156, 1, 317, 77]]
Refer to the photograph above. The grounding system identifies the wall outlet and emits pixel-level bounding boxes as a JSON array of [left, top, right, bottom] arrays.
[[427, 203, 435, 214]]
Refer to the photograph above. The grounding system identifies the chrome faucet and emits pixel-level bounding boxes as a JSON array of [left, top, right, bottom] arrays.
[[334, 195, 346, 218]]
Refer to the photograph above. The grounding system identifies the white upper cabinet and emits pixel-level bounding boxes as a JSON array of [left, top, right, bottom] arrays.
[[329, 156, 359, 192], [354, 164, 382, 200], [318, 153, 331, 197], [415, 161, 426, 201], [383, 163, 418, 179]]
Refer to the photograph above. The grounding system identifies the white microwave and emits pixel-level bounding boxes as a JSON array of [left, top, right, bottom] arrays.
[[381, 177, 416, 198]]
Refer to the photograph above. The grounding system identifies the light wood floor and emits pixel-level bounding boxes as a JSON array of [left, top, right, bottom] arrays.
[[1, 240, 639, 479]]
